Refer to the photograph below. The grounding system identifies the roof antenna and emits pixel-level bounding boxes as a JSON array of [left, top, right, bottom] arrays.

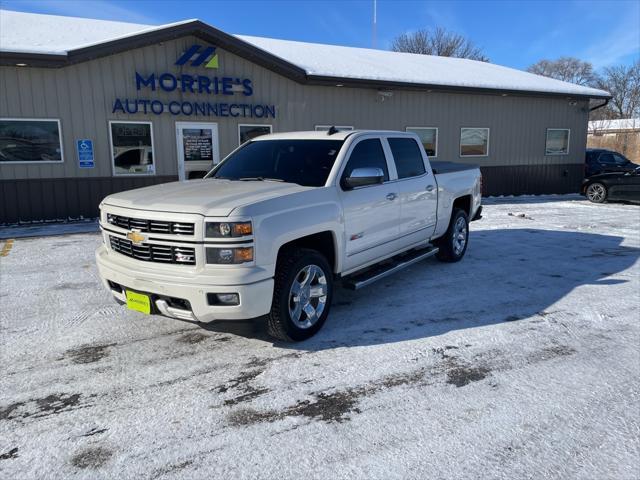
[[372, 0, 377, 48], [327, 126, 338, 135]]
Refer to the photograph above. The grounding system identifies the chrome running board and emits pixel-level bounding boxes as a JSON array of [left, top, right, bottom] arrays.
[[342, 246, 439, 291]]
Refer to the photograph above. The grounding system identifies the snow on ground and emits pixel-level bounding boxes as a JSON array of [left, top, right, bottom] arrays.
[[0, 220, 98, 240], [0, 196, 638, 479]]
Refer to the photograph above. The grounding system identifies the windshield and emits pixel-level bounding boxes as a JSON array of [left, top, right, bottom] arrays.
[[208, 139, 344, 187]]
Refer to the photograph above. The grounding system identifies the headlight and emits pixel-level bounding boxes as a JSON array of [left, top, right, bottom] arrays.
[[205, 221, 252, 238], [206, 247, 254, 264]]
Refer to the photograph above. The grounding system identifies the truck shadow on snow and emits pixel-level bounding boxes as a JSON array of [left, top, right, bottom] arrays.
[[200, 228, 639, 349]]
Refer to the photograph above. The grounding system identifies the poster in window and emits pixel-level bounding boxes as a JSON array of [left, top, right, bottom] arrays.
[[182, 128, 213, 162]]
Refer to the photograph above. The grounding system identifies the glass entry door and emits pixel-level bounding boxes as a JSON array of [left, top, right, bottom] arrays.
[[175, 122, 220, 180]]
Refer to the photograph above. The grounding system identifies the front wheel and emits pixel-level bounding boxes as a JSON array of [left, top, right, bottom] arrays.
[[586, 182, 607, 203], [267, 248, 333, 341], [435, 208, 469, 263]]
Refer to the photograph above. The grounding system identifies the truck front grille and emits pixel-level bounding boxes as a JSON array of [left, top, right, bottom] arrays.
[[109, 236, 196, 265], [106, 214, 195, 235]]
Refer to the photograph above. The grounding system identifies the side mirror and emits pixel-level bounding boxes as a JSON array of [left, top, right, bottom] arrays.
[[343, 167, 385, 189]]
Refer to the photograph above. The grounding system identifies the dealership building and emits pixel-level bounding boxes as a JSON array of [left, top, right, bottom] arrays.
[[0, 10, 610, 224]]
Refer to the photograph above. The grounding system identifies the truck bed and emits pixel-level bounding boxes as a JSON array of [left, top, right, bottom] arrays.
[[431, 161, 479, 175]]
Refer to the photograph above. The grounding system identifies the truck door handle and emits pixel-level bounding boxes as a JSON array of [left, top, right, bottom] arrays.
[[426, 185, 435, 192], [386, 193, 398, 201]]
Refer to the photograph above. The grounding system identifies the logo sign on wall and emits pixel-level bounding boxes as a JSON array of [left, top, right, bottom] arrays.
[[76, 139, 95, 168], [175, 45, 219, 69], [112, 44, 276, 119]]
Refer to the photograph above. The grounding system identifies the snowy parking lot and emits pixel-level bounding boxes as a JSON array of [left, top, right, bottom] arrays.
[[1, 195, 639, 479]]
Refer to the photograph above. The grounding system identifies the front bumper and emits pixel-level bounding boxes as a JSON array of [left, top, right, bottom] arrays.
[[95, 246, 274, 322]]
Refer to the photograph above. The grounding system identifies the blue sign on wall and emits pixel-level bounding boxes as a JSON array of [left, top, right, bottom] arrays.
[[76, 139, 94, 168]]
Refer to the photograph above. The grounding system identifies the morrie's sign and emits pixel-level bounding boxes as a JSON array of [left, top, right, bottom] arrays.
[[112, 44, 276, 119]]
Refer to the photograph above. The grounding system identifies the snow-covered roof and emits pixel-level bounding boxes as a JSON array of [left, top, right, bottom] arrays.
[[0, 9, 193, 55], [236, 35, 609, 98], [0, 9, 610, 98], [588, 118, 640, 132]]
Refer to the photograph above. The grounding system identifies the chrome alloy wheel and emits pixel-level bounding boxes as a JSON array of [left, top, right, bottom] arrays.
[[288, 264, 328, 329], [452, 216, 468, 256], [587, 183, 606, 203]]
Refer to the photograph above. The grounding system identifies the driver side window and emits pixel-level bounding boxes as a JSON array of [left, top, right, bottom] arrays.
[[613, 154, 628, 165], [341, 139, 390, 183]]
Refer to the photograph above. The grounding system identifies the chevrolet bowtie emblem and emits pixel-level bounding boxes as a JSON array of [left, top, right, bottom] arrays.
[[126, 230, 146, 245]]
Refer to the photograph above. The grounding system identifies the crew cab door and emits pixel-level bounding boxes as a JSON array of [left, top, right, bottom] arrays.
[[338, 137, 400, 272], [385, 136, 437, 245]]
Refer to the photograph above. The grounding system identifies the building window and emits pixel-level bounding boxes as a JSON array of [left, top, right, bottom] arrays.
[[0, 118, 63, 163], [388, 137, 426, 179], [238, 124, 272, 145], [545, 129, 570, 155], [109, 121, 155, 175], [315, 125, 354, 132], [460, 127, 490, 157], [406, 127, 438, 157]]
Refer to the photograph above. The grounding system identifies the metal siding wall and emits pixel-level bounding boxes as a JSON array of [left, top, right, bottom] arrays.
[[0, 176, 176, 223], [0, 35, 590, 222]]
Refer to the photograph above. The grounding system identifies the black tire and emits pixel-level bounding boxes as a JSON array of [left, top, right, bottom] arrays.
[[435, 208, 469, 263], [586, 182, 607, 203], [267, 248, 334, 342]]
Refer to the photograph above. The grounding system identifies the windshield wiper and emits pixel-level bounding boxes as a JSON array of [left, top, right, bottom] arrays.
[[238, 177, 285, 182]]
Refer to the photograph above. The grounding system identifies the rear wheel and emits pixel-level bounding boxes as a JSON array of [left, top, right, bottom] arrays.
[[435, 208, 469, 263], [586, 182, 607, 203], [267, 248, 333, 341]]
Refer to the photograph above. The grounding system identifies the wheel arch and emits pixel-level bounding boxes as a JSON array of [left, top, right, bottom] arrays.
[[276, 230, 340, 274], [452, 194, 472, 217]]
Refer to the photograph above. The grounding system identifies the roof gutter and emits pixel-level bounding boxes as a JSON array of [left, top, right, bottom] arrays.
[[590, 97, 610, 112], [307, 74, 611, 100]]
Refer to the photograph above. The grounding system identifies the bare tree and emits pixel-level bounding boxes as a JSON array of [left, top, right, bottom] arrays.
[[595, 60, 640, 119], [391, 27, 489, 62], [526, 57, 596, 86]]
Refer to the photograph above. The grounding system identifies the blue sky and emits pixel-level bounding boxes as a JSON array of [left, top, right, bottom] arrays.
[[2, 0, 639, 71]]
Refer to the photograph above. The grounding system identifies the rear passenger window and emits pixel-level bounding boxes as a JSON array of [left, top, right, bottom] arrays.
[[342, 139, 389, 184], [388, 138, 426, 179], [599, 153, 615, 164]]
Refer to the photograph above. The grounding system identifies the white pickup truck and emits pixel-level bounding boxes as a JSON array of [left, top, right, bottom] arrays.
[[96, 130, 482, 341]]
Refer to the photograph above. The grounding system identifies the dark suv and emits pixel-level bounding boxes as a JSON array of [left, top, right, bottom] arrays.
[[585, 148, 636, 177]]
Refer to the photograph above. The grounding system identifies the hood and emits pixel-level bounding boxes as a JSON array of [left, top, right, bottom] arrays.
[[102, 179, 312, 217]]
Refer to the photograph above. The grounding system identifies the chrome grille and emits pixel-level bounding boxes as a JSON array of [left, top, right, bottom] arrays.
[[109, 236, 196, 265], [106, 214, 195, 235]]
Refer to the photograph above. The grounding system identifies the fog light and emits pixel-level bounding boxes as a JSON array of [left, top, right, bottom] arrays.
[[207, 293, 240, 306], [218, 293, 239, 305]]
